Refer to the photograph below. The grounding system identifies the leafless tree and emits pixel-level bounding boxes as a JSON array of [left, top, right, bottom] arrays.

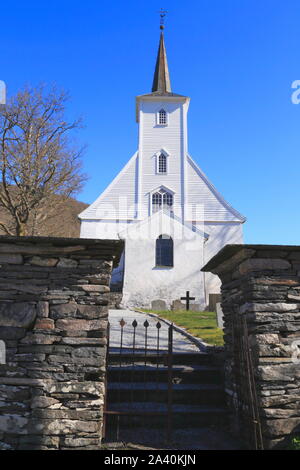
[[0, 84, 87, 236]]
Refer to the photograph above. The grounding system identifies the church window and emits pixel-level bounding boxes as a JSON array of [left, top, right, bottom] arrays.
[[156, 235, 173, 267], [163, 191, 173, 207], [152, 189, 173, 214], [158, 153, 167, 173], [158, 109, 167, 125], [156, 108, 168, 126], [152, 192, 162, 213]]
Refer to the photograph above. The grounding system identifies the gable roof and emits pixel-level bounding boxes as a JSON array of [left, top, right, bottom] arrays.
[[187, 154, 246, 223], [117, 208, 209, 240], [78, 151, 138, 220]]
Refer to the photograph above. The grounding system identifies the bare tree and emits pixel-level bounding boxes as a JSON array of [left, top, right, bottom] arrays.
[[0, 84, 87, 236]]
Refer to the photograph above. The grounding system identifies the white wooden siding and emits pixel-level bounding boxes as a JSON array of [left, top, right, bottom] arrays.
[[79, 152, 138, 220], [139, 100, 185, 219]]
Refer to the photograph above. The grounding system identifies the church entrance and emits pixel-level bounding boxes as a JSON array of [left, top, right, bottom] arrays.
[[103, 313, 174, 442], [102, 310, 228, 447]]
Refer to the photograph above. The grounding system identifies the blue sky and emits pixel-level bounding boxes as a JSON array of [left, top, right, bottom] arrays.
[[1, 0, 300, 245]]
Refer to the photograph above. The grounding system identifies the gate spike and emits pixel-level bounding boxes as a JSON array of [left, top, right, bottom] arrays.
[[119, 318, 126, 327], [132, 320, 138, 327], [144, 320, 149, 328], [156, 321, 161, 329]]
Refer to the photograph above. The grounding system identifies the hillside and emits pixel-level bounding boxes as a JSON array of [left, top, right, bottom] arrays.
[[0, 195, 89, 238]]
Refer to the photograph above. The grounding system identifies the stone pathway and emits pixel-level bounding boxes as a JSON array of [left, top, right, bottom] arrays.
[[108, 309, 200, 353]]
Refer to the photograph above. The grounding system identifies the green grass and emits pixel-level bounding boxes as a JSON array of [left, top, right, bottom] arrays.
[[142, 310, 224, 347], [287, 436, 300, 450]]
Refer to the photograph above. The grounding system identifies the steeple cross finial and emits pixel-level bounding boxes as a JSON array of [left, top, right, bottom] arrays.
[[158, 8, 168, 30]]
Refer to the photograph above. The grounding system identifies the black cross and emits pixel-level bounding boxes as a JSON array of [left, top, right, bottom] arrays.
[[180, 291, 195, 311]]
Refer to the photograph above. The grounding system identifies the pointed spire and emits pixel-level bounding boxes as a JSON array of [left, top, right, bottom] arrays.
[[152, 30, 172, 94]]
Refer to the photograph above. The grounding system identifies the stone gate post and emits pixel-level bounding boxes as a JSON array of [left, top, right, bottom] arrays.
[[0, 236, 123, 450], [202, 244, 300, 449]]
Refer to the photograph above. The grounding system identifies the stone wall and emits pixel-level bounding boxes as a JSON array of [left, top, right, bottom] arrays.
[[0, 236, 123, 450], [202, 245, 300, 449], [108, 292, 122, 309]]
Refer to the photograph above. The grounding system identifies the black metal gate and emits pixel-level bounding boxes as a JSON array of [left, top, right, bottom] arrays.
[[103, 318, 174, 442]]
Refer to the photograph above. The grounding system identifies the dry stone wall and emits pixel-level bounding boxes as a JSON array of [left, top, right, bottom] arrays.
[[202, 245, 300, 449], [0, 236, 123, 450]]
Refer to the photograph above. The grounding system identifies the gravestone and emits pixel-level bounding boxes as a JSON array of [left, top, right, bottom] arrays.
[[180, 291, 195, 311], [151, 299, 167, 310], [190, 303, 202, 312], [171, 299, 185, 310], [208, 293, 221, 312], [216, 303, 224, 329]]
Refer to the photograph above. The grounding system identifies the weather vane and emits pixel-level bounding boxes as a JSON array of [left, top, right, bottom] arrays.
[[158, 8, 168, 30]]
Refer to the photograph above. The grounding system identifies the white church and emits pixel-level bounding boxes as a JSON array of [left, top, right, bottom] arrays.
[[79, 27, 246, 310]]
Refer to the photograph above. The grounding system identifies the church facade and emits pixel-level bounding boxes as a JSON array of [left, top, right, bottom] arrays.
[[79, 30, 246, 310]]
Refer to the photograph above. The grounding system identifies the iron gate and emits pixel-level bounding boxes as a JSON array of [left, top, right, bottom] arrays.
[[103, 318, 174, 442]]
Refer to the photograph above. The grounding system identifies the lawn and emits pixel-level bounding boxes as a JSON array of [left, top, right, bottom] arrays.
[[142, 310, 224, 347]]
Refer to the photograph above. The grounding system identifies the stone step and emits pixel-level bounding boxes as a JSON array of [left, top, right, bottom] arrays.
[[105, 403, 229, 428], [107, 382, 225, 406], [108, 364, 223, 384], [108, 350, 214, 366]]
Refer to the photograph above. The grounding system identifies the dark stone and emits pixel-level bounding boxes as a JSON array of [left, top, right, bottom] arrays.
[[0, 327, 27, 340], [0, 303, 36, 328]]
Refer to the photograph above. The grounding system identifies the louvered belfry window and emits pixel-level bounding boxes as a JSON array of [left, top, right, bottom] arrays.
[[156, 235, 173, 267], [158, 109, 167, 125], [158, 153, 167, 173]]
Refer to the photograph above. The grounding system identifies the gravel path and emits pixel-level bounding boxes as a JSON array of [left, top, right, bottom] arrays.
[[108, 309, 200, 353]]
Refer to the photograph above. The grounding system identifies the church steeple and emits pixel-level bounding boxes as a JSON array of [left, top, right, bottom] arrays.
[[151, 30, 172, 94]]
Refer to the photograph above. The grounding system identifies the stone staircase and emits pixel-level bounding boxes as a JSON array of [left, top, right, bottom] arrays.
[[104, 349, 228, 438]]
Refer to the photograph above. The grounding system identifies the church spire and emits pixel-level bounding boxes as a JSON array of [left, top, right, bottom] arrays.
[[151, 27, 172, 94]]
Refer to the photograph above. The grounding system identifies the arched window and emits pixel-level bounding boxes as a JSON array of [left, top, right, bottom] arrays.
[[158, 109, 167, 125], [162, 191, 173, 207], [156, 235, 173, 267], [152, 192, 162, 213], [158, 153, 167, 173], [152, 189, 173, 213]]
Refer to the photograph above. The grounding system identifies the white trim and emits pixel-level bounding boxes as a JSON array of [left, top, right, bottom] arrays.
[[135, 94, 190, 122]]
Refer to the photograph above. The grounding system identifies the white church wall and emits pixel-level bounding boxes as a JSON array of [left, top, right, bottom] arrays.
[[120, 212, 205, 310], [202, 222, 244, 302], [80, 220, 130, 240]]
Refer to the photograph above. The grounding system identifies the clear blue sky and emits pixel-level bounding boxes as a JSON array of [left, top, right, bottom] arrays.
[[1, 0, 300, 245]]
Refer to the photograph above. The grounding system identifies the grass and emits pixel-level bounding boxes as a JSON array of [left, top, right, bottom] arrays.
[[142, 310, 224, 347], [287, 436, 300, 450]]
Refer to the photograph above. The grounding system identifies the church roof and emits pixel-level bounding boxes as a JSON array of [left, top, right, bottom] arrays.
[[152, 31, 172, 94], [136, 30, 188, 121]]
